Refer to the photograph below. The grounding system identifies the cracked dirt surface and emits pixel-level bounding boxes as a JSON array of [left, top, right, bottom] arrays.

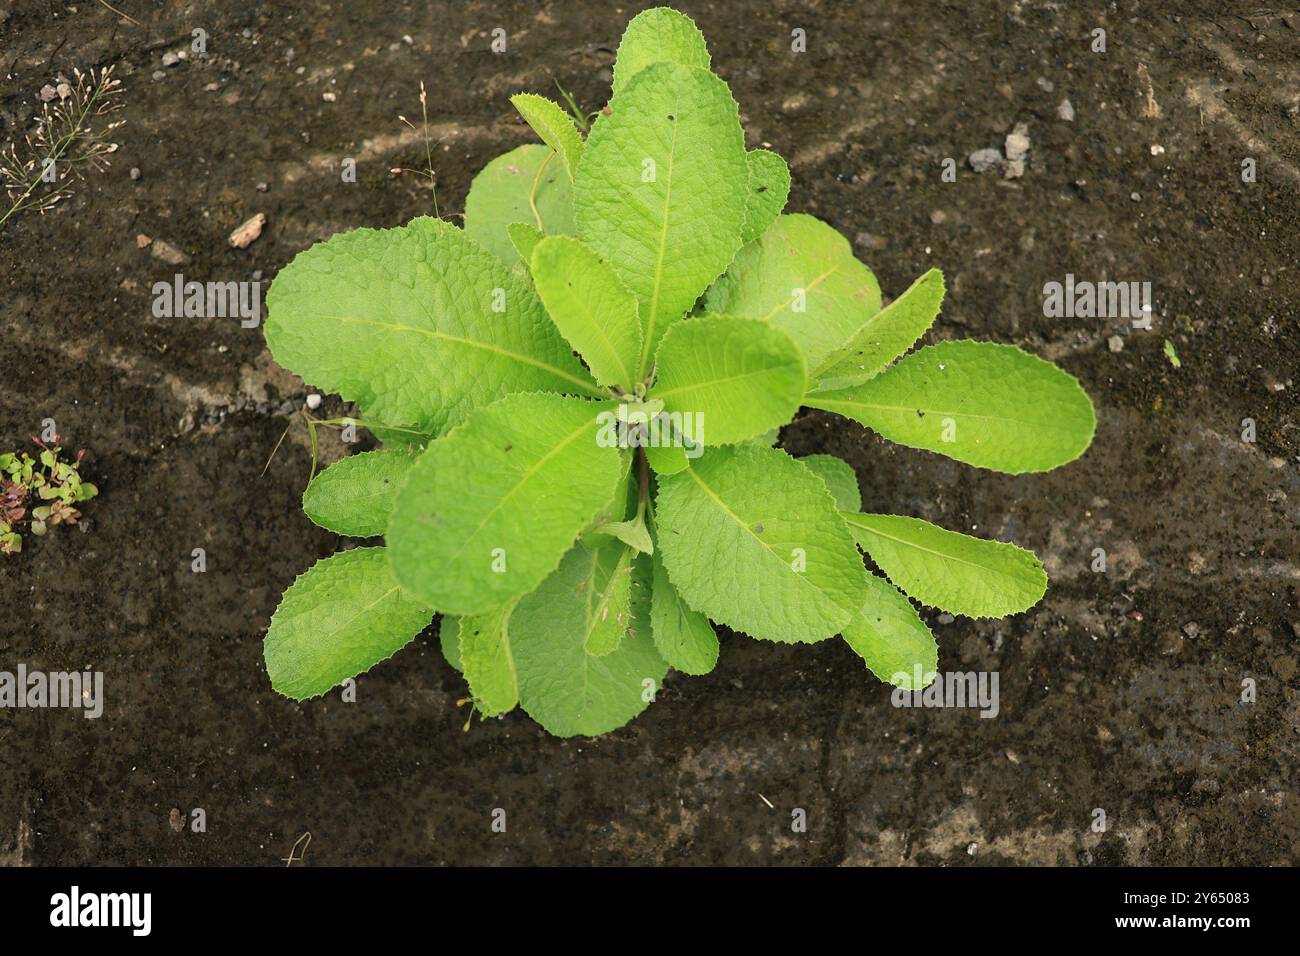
[[1, 1, 1296, 865]]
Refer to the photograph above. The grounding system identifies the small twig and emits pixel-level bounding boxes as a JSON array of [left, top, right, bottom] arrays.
[[261, 419, 293, 477], [95, 0, 142, 26], [527, 150, 556, 230], [281, 831, 311, 866]]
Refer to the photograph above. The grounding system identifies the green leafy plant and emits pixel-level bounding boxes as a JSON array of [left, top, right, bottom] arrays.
[[0, 436, 98, 554], [260, 7, 1096, 737]]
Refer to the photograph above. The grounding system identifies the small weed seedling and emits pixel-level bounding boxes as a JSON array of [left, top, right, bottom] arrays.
[[0, 436, 97, 554], [261, 8, 1095, 737]]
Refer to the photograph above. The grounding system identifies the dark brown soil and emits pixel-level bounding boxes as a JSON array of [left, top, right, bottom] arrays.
[[1, 0, 1296, 865]]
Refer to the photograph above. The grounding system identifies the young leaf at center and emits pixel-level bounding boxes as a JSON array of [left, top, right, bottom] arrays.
[[530, 235, 643, 393], [651, 315, 806, 445]]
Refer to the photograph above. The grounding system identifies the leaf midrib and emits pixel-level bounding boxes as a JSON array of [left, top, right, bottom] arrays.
[[321, 313, 603, 398], [637, 113, 680, 378], [811, 395, 1067, 431], [654, 359, 796, 402]]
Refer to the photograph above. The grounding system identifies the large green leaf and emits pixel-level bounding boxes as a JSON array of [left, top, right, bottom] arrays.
[[740, 149, 790, 244], [512, 546, 668, 737], [264, 547, 433, 700], [265, 217, 600, 436], [841, 574, 937, 689], [649, 542, 719, 675], [656, 444, 867, 643], [530, 236, 643, 392], [510, 93, 584, 183], [813, 268, 945, 387], [575, 61, 748, 377], [387, 393, 624, 615], [704, 213, 882, 370], [841, 511, 1047, 617], [611, 6, 711, 96], [651, 315, 805, 445], [808, 341, 1097, 473], [458, 601, 520, 716], [797, 454, 861, 512], [302, 448, 417, 537], [464, 144, 575, 267]]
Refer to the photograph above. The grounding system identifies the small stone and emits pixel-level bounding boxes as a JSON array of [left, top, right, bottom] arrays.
[[150, 239, 189, 265], [169, 808, 184, 833], [1107, 335, 1124, 353], [204, 82, 221, 92], [966, 843, 978, 856], [402, 34, 414, 45], [1057, 98, 1075, 122], [1036, 77, 1055, 92], [39, 84, 58, 102], [228, 212, 266, 249], [161, 50, 181, 67], [242, 27, 253, 38], [322, 90, 337, 102], [968, 148, 1001, 173], [937, 612, 955, 625], [1130, 192, 1141, 202], [854, 231, 887, 251], [1182, 622, 1202, 640], [129, 166, 141, 180], [781, 92, 812, 114], [1149, 144, 1165, 156], [306, 393, 322, 410], [256, 182, 269, 192], [152, 70, 166, 81], [1004, 123, 1031, 162], [1003, 158, 1025, 179], [135, 233, 152, 249], [929, 209, 948, 225]]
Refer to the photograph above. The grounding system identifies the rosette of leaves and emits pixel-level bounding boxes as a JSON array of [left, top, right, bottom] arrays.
[[261, 7, 1096, 737]]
